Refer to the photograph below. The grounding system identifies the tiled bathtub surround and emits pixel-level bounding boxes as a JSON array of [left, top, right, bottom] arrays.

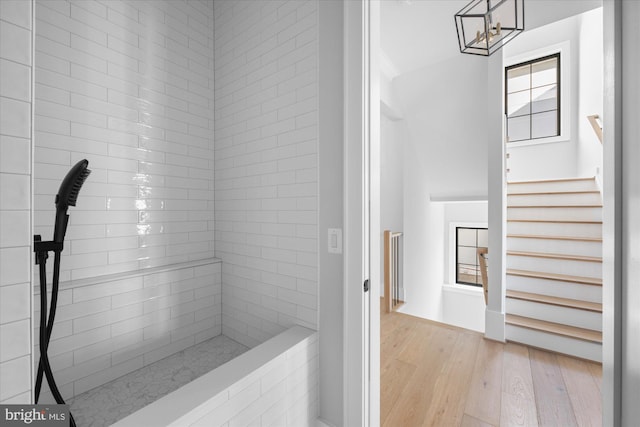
[[36, 259, 222, 403], [69, 334, 248, 427], [214, 0, 319, 348], [0, 0, 33, 404], [33, 0, 215, 282], [113, 326, 318, 427]]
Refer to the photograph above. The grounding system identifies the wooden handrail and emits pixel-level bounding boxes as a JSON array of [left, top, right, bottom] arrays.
[[587, 114, 603, 144], [477, 247, 488, 305], [384, 230, 403, 313]]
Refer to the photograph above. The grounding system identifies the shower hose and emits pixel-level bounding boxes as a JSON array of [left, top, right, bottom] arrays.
[[34, 246, 77, 427]]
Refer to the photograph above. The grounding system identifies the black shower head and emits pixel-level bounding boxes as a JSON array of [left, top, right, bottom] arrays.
[[53, 159, 91, 244]]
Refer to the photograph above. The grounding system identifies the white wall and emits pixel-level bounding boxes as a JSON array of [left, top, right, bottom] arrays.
[[213, 0, 318, 348], [577, 8, 604, 179], [318, 1, 343, 424], [33, 0, 216, 282], [621, 1, 640, 423], [390, 53, 488, 322], [503, 14, 581, 181], [379, 114, 404, 297], [0, 0, 33, 404], [441, 202, 487, 333], [503, 7, 603, 182]]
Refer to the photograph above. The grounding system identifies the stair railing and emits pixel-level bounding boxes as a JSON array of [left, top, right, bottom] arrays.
[[384, 230, 403, 313], [587, 114, 603, 144], [477, 247, 488, 305]]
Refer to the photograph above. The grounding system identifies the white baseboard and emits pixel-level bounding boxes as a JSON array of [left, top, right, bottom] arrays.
[[484, 308, 506, 342]]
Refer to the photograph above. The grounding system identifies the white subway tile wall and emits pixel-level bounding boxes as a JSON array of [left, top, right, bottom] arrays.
[[192, 331, 318, 426], [33, 0, 215, 282], [214, 0, 319, 348], [0, 0, 33, 404], [36, 260, 222, 402]]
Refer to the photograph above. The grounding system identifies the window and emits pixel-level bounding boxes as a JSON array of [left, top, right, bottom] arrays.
[[505, 53, 560, 142], [456, 227, 488, 286]]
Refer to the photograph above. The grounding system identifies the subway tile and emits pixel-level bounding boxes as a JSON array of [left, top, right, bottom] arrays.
[[35, 99, 107, 129], [0, 97, 30, 138], [46, 325, 111, 358], [143, 335, 194, 365], [0, 135, 30, 176], [0, 1, 31, 30], [34, 320, 73, 347], [34, 83, 70, 105], [110, 332, 170, 367], [0, 283, 30, 324], [0, 20, 31, 65], [0, 59, 30, 101], [0, 211, 29, 247], [36, 68, 107, 101], [0, 247, 30, 286], [34, 114, 70, 135], [0, 319, 31, 362], [0, 355, 31, 401]]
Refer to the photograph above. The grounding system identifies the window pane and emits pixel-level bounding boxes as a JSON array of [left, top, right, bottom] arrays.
[[507, 90, 530, 118], [458, 265, 480, 285], [531, 57, 557, 87], [507, 115, 530, 142], [458, 228, 476, 246], [477, 229, 488, 247], [531, 85, 557, 113], [507, 65, 530, 93], [458, 246, 477, 265], [532, 110, 558, 138]]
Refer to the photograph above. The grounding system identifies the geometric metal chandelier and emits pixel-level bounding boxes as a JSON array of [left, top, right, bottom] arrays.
[[455, 0, 525, 56]]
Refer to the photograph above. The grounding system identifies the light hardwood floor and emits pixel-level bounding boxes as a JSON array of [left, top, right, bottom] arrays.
[[381, 309, 602, 427]]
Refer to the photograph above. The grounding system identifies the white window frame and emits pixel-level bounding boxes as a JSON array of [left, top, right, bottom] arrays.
[[504, 40, 571, 147], [447, 221, 488, 292]]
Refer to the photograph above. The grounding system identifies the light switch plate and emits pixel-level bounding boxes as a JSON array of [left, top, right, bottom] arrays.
[[328, 228, 342, 254]]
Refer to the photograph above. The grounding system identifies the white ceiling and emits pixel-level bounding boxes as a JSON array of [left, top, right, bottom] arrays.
[[380, 0, 469, 78]]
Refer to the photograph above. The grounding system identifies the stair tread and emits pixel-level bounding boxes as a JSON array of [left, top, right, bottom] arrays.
[[507, 177, 597, 185], [507, 269, 602, 286], [507, 250, 602, 263], [507, 190, 600, 196], [507, 219, 602, 224], [507, 234, 603, 242], [506, 290, 602, 312], [506, 314, 602, 343], [507, 205, 602, 208]]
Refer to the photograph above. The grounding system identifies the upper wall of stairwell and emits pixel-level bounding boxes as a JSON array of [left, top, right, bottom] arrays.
[[503, 8, 603, 182]]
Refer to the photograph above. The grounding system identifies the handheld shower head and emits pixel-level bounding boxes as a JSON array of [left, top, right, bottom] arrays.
[[53, 159, 91, 244]]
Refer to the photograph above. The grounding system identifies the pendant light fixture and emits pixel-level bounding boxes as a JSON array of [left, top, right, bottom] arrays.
[[455, 0, 525, 56]]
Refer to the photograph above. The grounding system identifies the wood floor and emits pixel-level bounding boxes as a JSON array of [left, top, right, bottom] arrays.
[[380, 310, 602, 427]]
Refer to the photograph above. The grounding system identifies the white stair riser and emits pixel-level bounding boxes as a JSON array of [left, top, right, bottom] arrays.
[[508, 180, 599, 194], [506, 298, 602, 331], [507, 236, 602, 258], [506, 325, 602, 362], [507, 192, 602, 206], [506, 274, 602, 303], [507, 206, 602, 221], [507, 221, 602, 238], [507, 255, 602, 278]]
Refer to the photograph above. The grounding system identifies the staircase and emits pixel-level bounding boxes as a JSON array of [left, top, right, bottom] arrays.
[[505, 177, 602, 362]]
